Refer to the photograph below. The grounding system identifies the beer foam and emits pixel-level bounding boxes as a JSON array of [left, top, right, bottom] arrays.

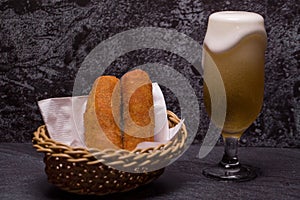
[[204, 11, 266, 53]]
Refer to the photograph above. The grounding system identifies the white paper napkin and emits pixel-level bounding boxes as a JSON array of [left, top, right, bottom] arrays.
[[38, 83, 183, 149]]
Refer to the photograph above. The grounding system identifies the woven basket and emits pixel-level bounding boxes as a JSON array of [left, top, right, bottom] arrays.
[[32, 111, 187, 195]]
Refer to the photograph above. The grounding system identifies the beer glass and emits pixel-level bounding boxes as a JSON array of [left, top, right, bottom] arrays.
[[202, 11, 267, 181]]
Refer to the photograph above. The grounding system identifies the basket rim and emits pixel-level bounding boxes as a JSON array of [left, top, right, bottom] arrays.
[[32, 110, 187, 171]]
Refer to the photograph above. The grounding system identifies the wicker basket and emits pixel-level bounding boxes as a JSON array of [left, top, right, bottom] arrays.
[[32, 111, 187, 195]]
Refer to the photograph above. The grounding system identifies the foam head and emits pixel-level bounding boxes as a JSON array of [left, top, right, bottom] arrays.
[[204, 11, 266, 53]]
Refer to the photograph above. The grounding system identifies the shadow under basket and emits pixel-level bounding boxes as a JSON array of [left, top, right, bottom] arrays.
[[32, 111, 187, 195]]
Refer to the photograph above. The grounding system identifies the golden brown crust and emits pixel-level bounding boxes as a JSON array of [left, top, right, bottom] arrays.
[[84, 76, 122, 150], [84, 70, 155, 151], [121, 69, 154, 151]]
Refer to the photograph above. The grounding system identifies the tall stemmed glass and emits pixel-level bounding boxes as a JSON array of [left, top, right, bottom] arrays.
[[202, 11, 267, 181]]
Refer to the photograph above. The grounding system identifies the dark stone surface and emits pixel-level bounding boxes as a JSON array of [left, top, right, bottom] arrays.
[[0, 143, 300, 200], [0, 0, 299, 147]]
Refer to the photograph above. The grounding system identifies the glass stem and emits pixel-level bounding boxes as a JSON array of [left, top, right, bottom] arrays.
[[219, 137, 240, 169]]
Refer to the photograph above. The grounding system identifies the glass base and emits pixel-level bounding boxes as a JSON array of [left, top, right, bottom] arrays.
[[203, 164, 257, 182]]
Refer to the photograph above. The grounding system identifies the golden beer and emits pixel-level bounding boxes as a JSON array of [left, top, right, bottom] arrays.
[[202, 11, 267, 138], [203, 33, 267, 138], [202, 11, 267, 181]]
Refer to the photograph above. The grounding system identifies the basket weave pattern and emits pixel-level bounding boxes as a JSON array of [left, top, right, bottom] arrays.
[[33, 111, 187, 195]]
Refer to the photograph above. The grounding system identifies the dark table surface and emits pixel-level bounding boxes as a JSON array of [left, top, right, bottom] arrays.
[[0, 143, 299, 200]]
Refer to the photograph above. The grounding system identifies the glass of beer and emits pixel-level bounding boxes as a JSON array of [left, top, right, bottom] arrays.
[[202, 11, 267, 181]]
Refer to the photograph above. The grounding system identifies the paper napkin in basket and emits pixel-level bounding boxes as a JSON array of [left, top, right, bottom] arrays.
[[38, 83, 183, 149]]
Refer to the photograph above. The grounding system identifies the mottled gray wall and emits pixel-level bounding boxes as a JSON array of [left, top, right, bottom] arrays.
[[0, 0, 299, 147]]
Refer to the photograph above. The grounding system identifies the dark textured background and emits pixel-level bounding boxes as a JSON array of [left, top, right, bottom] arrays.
[[0, 0, 299, 147]]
